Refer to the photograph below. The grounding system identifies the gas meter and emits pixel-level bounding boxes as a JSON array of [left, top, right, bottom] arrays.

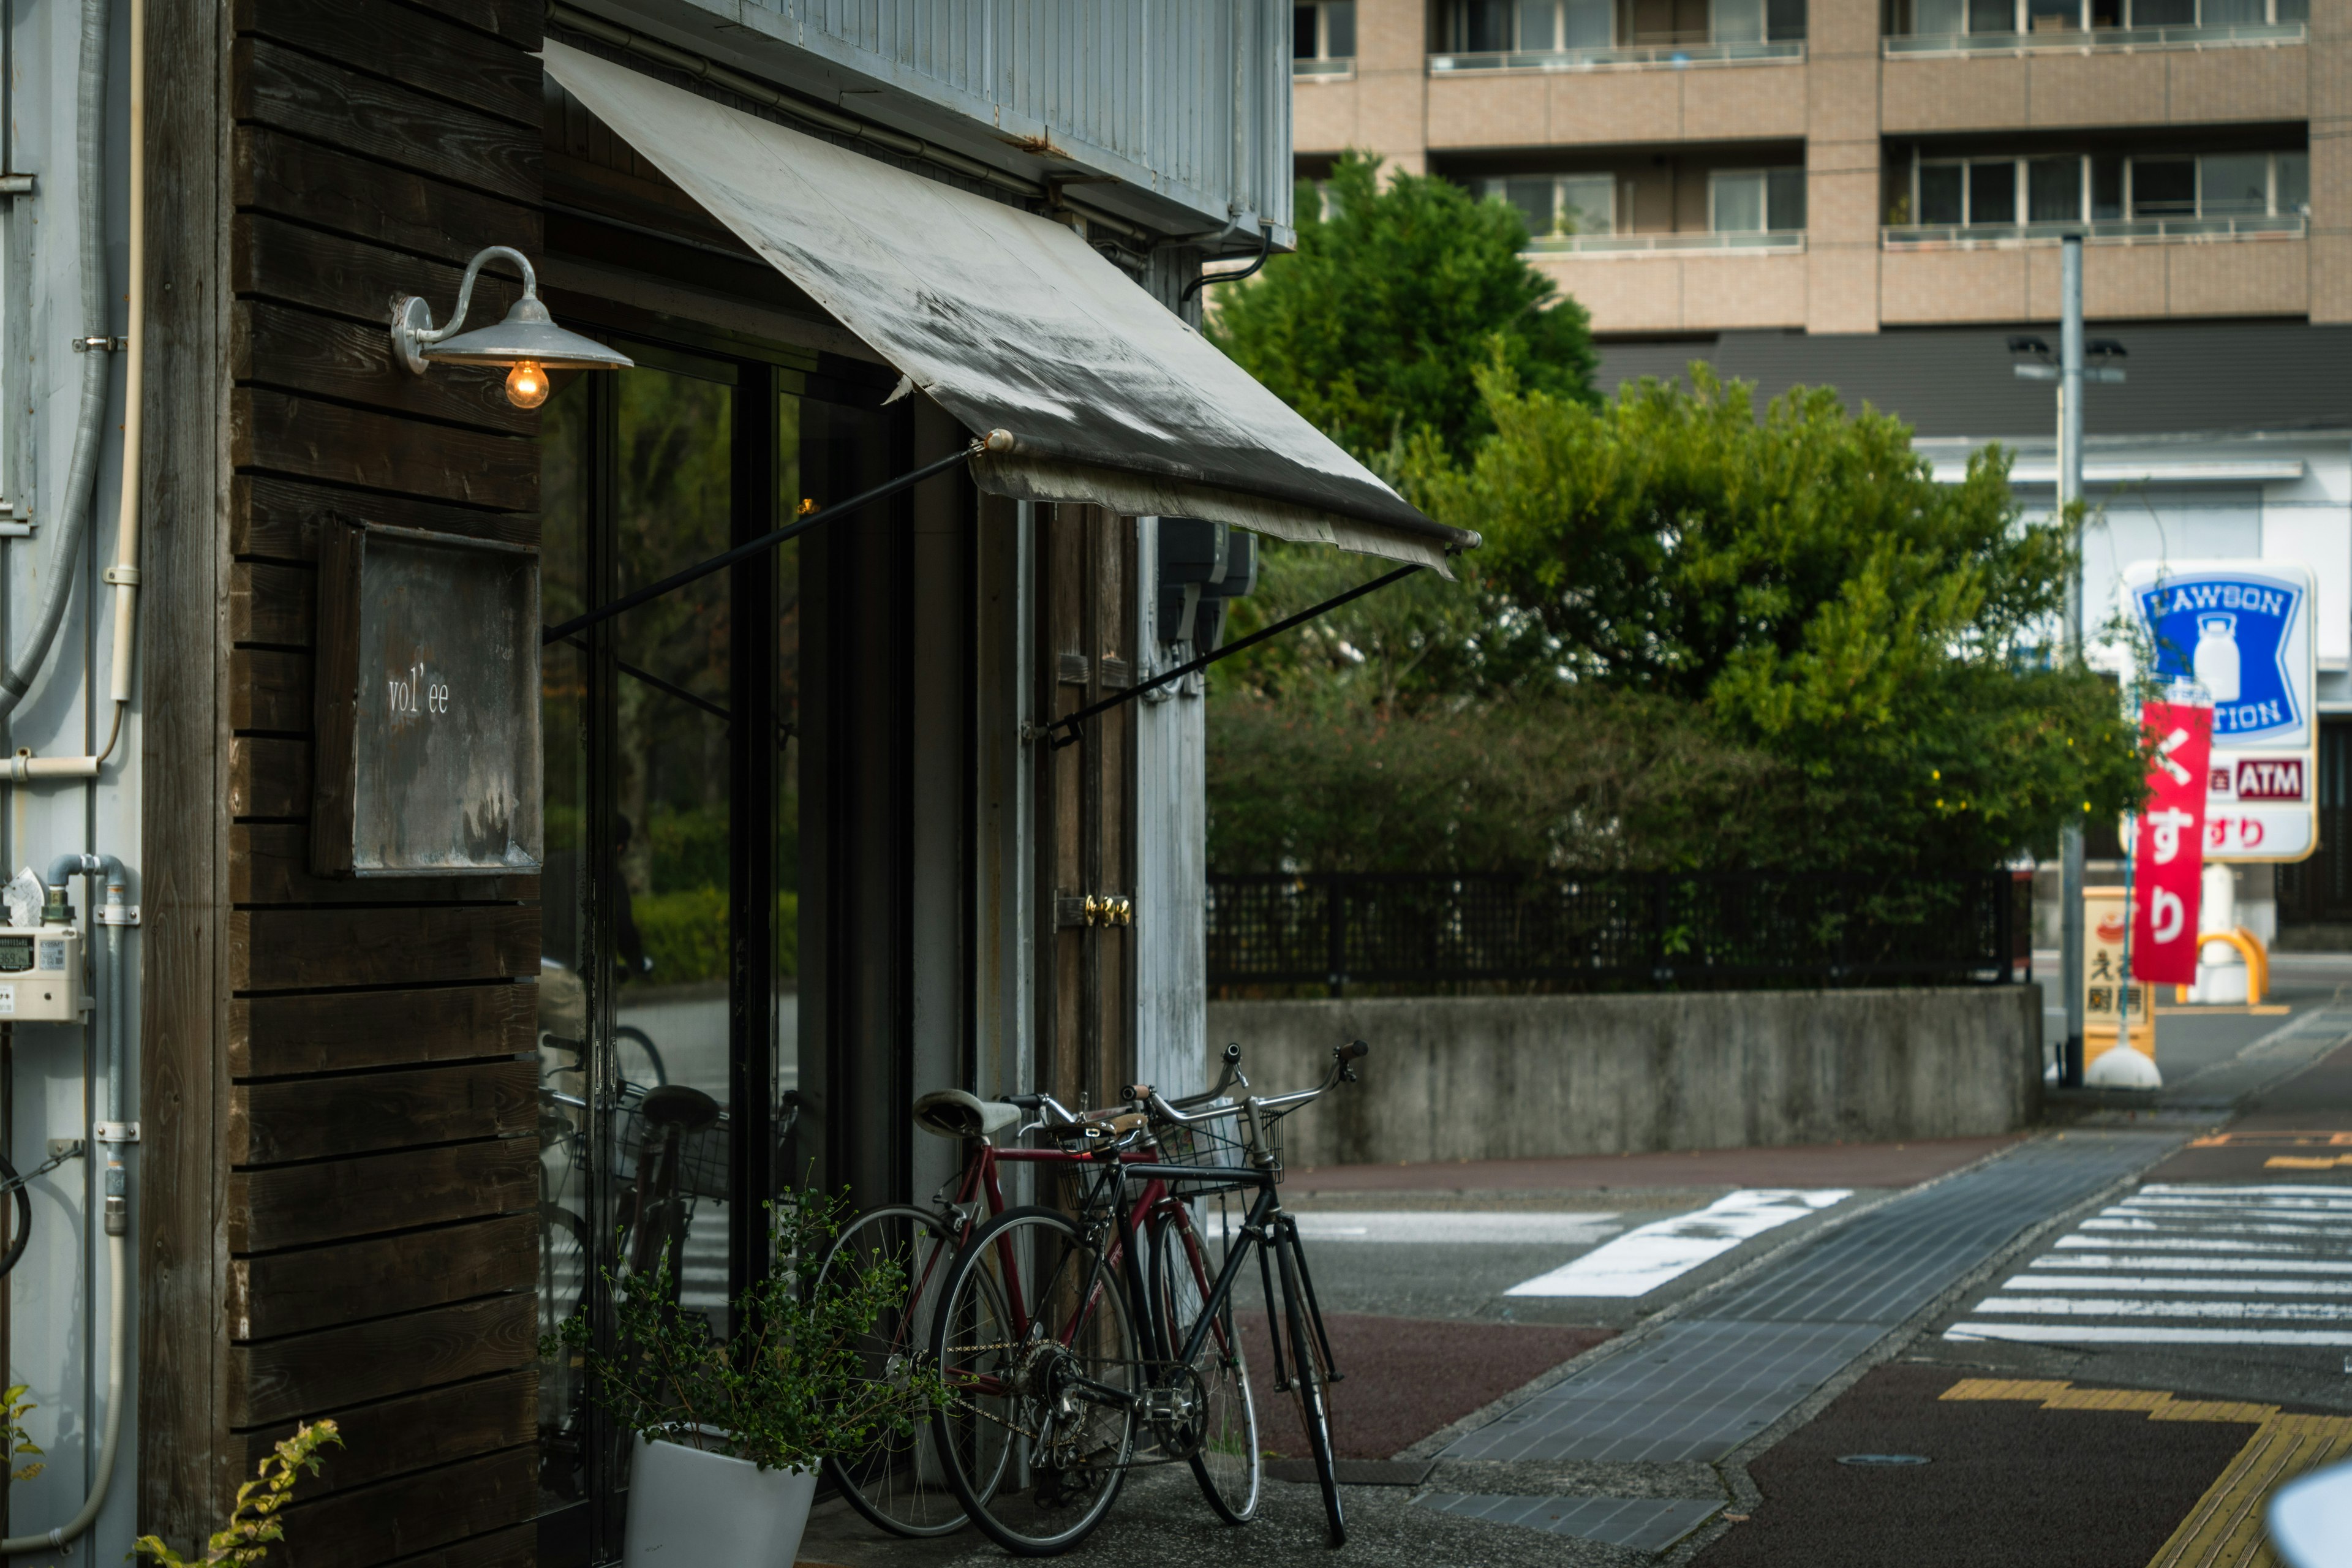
[[0, 924, 83, 1019]]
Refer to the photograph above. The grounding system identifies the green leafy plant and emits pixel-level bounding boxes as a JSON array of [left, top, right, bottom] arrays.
[[552, 1189, 944, 1472], [1207, 149, 1598, 464], [131, 1420, 341, 1567], [5, 1384, 40, 1483]]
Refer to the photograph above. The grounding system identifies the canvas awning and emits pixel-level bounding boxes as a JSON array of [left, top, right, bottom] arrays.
[[543, 40, 1476, 573]]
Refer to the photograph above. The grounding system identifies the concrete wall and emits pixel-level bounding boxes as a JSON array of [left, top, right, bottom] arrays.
[[1207, 987, 2042, 1167]]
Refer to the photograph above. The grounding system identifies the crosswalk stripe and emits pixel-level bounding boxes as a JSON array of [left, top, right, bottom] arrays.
[[1977, 1297, 2352, 1321], [2004, 1275, 2352, 1295], [2032, 1254, 2352, 1273], [1947, 1181, 2352, 1348]]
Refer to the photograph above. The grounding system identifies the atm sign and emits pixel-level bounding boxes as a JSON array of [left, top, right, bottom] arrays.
[[2209, 757, 2306, 802]]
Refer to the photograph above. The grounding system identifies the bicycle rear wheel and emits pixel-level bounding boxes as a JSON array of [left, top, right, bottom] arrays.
[[932, 1205, 1140, 1557], [818, 1205, 972, 1538], [1275, 1220, 1344, 1547], [1148, 1204, 1260, 1525]]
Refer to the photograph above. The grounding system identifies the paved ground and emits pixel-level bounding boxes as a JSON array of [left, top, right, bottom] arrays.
[[797, 964, 2352, 1566]]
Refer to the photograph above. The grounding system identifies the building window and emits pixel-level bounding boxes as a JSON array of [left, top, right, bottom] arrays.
[[1894, 0, 2302, 34], [1710, 168, 1808, 231], [1910, 150, 2308, 227], [1294, 2, 1356, 72], [1481, 173, 1616, 237], [1449, 0, 1803, 47]]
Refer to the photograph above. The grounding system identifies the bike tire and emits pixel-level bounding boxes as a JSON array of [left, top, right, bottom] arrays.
[[1276, 1221, 1344, 1548], [612, 1023, 667, 1089], [816, 1205, 974, 1539], [930, 1204, 1139, 1557], [1148, 1204, 1260, 1525]]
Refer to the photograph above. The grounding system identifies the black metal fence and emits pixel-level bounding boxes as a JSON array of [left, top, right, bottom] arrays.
[[1207, 870, 2030, 995]]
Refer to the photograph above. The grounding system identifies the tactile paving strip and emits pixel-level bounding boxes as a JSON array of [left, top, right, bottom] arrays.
[[1415, 1492, 1723, 1550], [1441, 1132, 2176, 1465]]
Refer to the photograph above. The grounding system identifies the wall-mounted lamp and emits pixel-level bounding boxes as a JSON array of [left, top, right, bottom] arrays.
[[391, 245, 631, 408]]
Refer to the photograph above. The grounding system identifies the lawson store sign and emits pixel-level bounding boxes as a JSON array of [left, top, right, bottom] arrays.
[[2124, 560, 2316, 862]]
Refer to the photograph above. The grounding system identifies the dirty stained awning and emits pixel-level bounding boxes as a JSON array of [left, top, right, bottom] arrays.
[[543, 40, 1476, 572]]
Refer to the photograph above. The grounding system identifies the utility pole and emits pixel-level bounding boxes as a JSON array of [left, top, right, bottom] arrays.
[[2013, 239, 2111, 1087], [2059, 235, 2087, 1088]]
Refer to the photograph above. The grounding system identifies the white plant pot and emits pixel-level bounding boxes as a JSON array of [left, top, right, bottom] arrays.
[[622, 1434, 819, 1568]]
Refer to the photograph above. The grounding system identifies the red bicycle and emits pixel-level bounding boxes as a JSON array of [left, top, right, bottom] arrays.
[[927, 1041, 1363, 1555], [814, 1086, 1165, 1537]]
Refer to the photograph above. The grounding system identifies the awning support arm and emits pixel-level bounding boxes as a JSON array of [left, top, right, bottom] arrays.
[[541, 430, 1009, 646], [1044, 562, 1427, 750]]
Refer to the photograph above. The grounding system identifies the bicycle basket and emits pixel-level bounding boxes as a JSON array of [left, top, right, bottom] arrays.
[[1148, 1104, 1280, 1191], [613, 1088, 733, 1204]]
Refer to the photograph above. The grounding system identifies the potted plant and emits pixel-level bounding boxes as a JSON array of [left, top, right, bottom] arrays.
[[554, 1190, 944, 1567]]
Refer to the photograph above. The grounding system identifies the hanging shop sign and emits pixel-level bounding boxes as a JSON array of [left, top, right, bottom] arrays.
[[2122, 560, 2317, 863], [2130, 699, 2213, 987], [311, 518, 543, 878]]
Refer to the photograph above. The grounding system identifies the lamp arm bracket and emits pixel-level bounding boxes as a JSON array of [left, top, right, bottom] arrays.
[[390, 244, 540, 375]]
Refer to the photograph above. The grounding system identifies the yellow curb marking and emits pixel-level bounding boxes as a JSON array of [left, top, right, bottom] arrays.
[[2266, 1155, 2352, 1170], [1940, 1379, 2352, 1568]]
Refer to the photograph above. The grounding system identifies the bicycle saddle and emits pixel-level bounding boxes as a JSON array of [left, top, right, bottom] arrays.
[[638, 1084, 722, 1131], [913, 1089, 1023, 1140]]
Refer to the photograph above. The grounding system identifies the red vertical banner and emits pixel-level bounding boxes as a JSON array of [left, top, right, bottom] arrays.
[[2133, 701, 2215, 986]]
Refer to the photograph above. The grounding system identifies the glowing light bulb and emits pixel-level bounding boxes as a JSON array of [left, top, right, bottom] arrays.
[[505, 360, 549, 409]]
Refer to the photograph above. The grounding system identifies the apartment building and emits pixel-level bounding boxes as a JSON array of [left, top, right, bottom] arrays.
[[1294, 0, 2334, 330], [1295, 0, 2352, 936]]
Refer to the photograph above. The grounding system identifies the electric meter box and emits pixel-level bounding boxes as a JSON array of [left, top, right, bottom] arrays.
[[0, 925, 83, 1019], [311, 516, 543, 878]]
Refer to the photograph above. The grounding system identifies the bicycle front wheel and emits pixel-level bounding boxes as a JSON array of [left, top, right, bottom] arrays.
[[1148, 1203, 1260, 1525], [1276, 1221, 1344, 1547], [932, 1205, 1140, 1557], [818, 1205, 971, 1539]]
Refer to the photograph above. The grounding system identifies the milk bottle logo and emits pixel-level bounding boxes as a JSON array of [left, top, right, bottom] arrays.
[[2192, 613, 2241, 704], [2133, 571, 2304, 744]]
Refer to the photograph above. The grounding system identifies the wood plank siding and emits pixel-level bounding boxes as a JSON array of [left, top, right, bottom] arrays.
[[146, 0, 546, 1556]]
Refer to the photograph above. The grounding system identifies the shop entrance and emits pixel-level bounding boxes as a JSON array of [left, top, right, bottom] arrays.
[[532, 330, 903, 1560]]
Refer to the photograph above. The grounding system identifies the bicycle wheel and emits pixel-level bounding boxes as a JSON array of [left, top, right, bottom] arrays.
[[932, 1204, 1140, 1556], [1148, 1202, 1260, 1525], [817, 1205, 974, 1539], [612, 1024, 667, 1089], [1275, 1221, 1344, 1547]]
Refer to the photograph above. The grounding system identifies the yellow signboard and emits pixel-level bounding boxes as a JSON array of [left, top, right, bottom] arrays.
[[2083, 888, 2157, 1067]]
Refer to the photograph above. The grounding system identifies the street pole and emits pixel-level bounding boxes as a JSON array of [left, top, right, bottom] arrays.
[[2058, 234, 2087, 1087]]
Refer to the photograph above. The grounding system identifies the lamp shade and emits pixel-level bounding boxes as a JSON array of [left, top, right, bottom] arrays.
[[422, 295, 634, 372]]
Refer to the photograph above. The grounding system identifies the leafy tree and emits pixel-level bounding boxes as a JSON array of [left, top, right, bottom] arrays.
[[1206, 151, 1598, 462], [1404, 363, 2144, 871], [1206, 688, 1792, 873]]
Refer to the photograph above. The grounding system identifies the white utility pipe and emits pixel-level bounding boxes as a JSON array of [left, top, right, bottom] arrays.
[[108, 0, 143, 715], [0, 1233, 127, 1553], [7, 0, 140, 782]]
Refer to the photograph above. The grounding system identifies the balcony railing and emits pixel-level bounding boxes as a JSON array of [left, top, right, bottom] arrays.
[[1525, 229, 1807, 255], [1293, 56, 1356, 78], [1885, 19, 2302, 55], [1883, 214, 2305, 248], [1430, 38, 1804, 72]]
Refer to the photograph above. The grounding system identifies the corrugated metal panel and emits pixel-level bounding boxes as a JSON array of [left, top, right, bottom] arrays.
[[682, 0, 1290, 233], [1596, 322, 2352, 439]]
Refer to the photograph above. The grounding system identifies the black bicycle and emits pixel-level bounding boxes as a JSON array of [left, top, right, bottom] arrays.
[[929, 1040, 1366, 1556]]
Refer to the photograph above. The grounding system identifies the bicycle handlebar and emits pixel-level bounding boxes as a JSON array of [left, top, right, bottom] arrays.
[[1140, 1039, 1368, 1134]]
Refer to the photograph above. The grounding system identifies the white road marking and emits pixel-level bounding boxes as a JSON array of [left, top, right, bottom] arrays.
[[2031, 1254, 2352, 1274], [2081, 1216, 2352, 1239], [1219, 1211, 1624, 1246], [1945, 1324, 2352, 1347], [2003, 1274, 2352, 1294], [1948, 1182, 2352, 1347], [1502, 1189, 1849, 1298], [2054, 1235, 2333, 1256], [1977, 1296, 2352, 1320]]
